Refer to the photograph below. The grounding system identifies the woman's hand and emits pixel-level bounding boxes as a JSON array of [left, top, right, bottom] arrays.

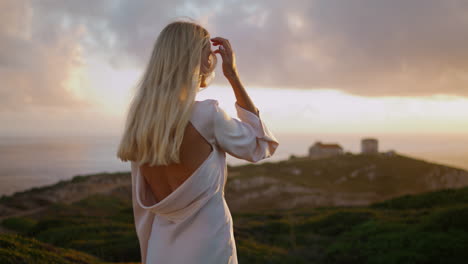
[[211, 37, 239, 81], [211, 37, 258, 116]]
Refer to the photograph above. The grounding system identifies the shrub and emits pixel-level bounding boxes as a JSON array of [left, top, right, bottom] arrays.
[[1, 217, 36, 234]]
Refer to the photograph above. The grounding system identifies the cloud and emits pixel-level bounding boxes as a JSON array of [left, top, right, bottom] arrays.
[[0, 0, 93, 111], [116, 0, 468, 97], [1, 0, 468, 113], [201, 0, 468, 97]]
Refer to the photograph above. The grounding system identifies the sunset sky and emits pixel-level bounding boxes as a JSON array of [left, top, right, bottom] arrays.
[[1, 0, 468, 140]]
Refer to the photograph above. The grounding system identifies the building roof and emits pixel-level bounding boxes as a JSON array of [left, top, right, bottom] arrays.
[[312, 142, 343, 149]]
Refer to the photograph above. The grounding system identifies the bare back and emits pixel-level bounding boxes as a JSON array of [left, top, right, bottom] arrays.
[[139, 121, 213, 203]]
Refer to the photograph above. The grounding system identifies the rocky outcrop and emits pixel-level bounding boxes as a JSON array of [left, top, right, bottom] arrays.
[[423, 165, 468, 190], [224, 155, 468, 212], [225, 176, 379, 212]]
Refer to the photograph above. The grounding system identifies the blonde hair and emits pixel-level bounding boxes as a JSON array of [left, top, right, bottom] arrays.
[[117, 19, 217, 166]]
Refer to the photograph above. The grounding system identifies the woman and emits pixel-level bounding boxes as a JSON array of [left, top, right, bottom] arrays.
[[117, 19, 279, 264]]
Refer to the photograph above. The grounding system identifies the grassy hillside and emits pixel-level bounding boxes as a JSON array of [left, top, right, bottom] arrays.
[[2, 153, 466, 216], [0, 233, 104, 264], [0, 172, 131, 213], [1, 154, 468, 263], [225, 153, 468, 211], [2, 185, 468, 263], [2, 195, 139, 263], [230, 153, 468, 193]]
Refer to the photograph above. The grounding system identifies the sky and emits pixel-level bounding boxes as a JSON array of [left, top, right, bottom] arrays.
[[1, 0, 468, 142]]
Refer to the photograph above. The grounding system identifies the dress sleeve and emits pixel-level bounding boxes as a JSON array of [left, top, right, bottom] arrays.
[[213, 100, 279, 163]]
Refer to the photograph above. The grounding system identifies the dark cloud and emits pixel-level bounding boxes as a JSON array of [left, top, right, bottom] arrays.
[[1, 0, 468, 112], [203, 0, 468, 97], [102, 0, 468, 97]]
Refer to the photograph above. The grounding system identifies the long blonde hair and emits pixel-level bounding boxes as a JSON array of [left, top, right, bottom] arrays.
[[117, 19, 217, 166]]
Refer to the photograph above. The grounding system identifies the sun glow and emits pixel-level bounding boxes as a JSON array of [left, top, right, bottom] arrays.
[[196, 86, 468, 135], [82, 58, 141, 116], [74, 54, 468, 136]]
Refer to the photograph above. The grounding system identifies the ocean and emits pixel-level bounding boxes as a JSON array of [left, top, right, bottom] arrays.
[[1, 133, 467, 196]]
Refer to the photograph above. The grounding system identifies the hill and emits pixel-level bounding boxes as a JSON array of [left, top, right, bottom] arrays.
[[225, 152, 468, 211], [1, 153, 468, 263], [2, 153, 467, 218], [0, 233, 139, 264], [2, 185, 468, 263]]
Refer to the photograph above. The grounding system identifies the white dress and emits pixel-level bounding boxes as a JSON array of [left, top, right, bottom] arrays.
[[130, 99, 279, 264]]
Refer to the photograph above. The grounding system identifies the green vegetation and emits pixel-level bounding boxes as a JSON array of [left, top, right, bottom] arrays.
[[0, 234, 102, 264], [1, 194, 138, 263], [1, 156, 468, 263], [3, 186, 468, 263], [25, 195, 140, 263], [0, 172, 129, 205], [371, 187, 468, 209], [228, 153, 451, 196], [1, 217, 37, 234]]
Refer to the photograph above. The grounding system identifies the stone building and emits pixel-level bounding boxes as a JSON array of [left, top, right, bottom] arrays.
[[309, 141, 344, 159], [361, 138, 378, 154]]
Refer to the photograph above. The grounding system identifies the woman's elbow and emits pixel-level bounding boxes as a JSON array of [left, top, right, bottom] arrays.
[[245, 151, 266, 163]]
